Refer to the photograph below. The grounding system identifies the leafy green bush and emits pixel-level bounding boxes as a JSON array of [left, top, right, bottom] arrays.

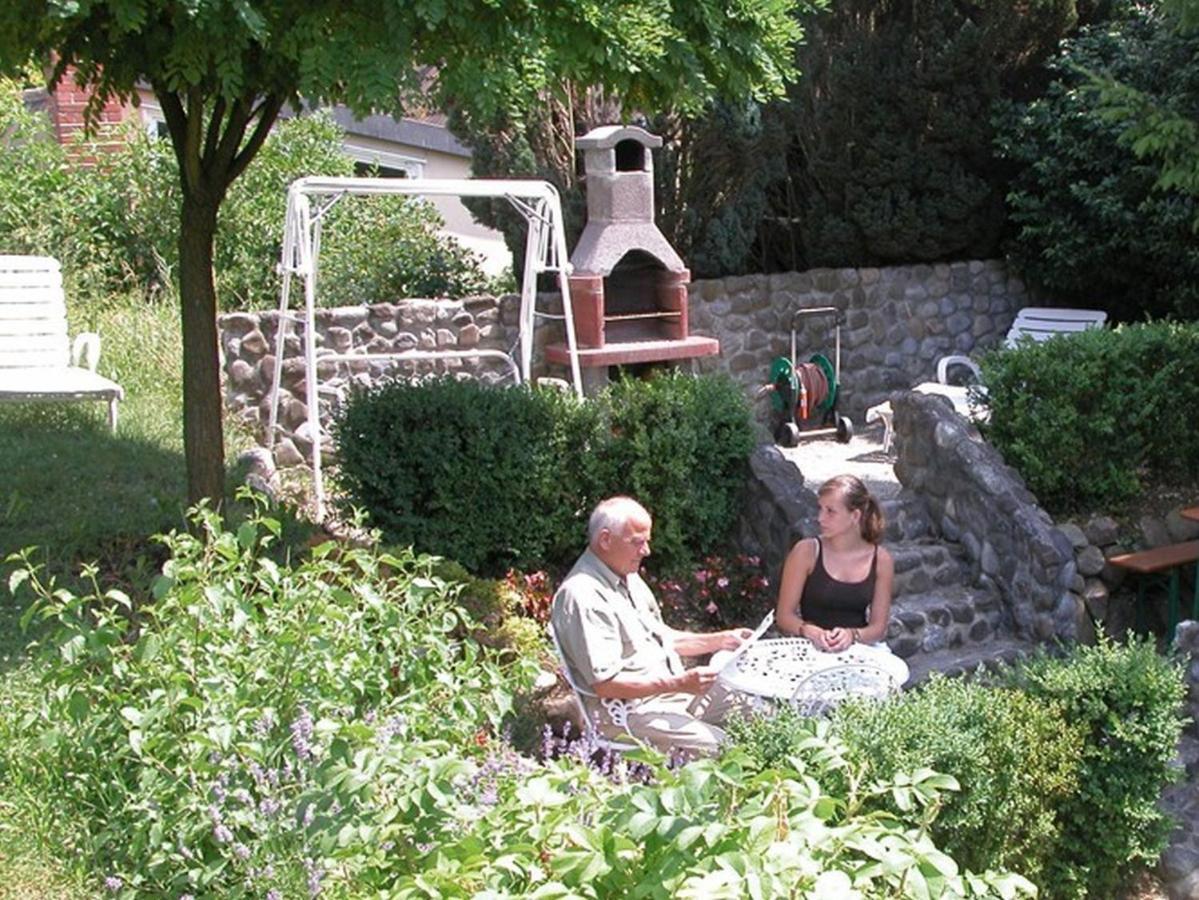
[[832, 677, 1082, 890], [3, 502, 538, 896], [982, 321, 1199, 511], [0, 81, 492, 310], [1002, 636, 1187, 900], [333, 372, 755, 577], [994, 7, 1199, 321]]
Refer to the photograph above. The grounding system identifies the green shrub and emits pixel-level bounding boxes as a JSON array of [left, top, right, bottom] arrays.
[[1002, 636, 1187, 900], [333, 372, 755, 577], [0, 80, 492, 310], [593, 373, 757, 573], [832, 677, 1082, 889], [994, 7, 1199, 322], [982, 321, 1199, 512], [3, 502, 539, 896]]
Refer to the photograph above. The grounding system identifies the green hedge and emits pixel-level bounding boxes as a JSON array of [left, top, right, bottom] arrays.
[[981, 321, 1199, 512], [723, 636, 1186, 900], [332, 372, 756, 577], [833, 677, 1081, 889], [1002, 637, 1187, 900]]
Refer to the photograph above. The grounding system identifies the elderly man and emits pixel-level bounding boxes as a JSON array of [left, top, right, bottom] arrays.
[[551, 496, 754, 755]]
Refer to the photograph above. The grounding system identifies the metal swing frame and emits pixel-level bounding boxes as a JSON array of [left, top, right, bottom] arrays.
[[266, 176, 583, 519]]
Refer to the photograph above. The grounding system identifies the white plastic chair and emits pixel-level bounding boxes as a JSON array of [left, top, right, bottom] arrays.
[[0, 255, 125, 431], [867, 307, 1107, 451], [547, 624, 638, 752], [934, 307, 1108, 388]]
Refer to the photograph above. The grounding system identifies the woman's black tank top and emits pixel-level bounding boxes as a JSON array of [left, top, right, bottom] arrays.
[[799, 539, 876, 628]]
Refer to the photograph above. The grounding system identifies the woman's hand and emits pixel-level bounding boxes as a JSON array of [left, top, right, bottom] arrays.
[[803, 624, 854, 653], [824, 627, 855, 653]]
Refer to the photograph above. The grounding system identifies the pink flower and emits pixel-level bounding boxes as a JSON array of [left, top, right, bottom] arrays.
[[694, 570, 710, 584], [717, 577, 730, 589], [706, 602, 719, 615]]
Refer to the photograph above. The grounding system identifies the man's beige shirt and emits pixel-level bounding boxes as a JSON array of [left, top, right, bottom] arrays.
[[551, 549, 683, 697]]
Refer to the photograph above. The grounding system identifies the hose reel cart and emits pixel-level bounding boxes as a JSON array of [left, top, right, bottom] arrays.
[[765, 306, 853, 447]]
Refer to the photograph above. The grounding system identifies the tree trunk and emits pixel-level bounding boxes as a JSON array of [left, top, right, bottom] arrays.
[[178, 193, 226, 507]]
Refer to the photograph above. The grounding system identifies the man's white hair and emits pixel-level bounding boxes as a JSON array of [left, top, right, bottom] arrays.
[[587, 496, 650, 545]]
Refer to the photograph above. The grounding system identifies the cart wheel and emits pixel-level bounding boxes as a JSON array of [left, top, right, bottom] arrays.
[[775, 422, 801, 447], [836, 416, 854, 443]]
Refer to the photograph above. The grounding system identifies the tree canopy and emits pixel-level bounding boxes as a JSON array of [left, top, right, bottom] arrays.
[[0, 0, 804, 505]]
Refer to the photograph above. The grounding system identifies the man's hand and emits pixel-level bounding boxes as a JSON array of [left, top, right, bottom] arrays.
[[716, 627, 754, 651], [675, 666, 721, 694]]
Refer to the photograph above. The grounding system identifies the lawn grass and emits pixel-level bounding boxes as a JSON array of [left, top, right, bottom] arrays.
[[0, 287, 259, 893]]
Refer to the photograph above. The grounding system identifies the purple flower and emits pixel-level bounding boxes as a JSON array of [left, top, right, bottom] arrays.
[[234, 842, 251, 861], [267, 891, 282, 900], [304, 858, 323, 897], [259, 797, 281, 817], [291, 707, 315, 761], [254, 710, 276, 737], [213, 824, 233, 844], [104, 875, 122, 892]]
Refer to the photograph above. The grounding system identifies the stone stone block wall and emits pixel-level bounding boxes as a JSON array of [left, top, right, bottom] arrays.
[[891, 392, 1079, 642], [219, 297, 523, 466], [1057, 509, 1199, 639], [688, 259, 1030, 422], [218, 258, 1034, 466]]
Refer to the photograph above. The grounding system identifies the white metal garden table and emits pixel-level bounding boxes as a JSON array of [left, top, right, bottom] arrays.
[[712, 636, 910, 713]]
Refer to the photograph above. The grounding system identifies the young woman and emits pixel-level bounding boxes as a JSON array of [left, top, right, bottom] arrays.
[[775, 474, 894, 652]]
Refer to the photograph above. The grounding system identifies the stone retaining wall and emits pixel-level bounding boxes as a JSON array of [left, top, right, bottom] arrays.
[[219, 297, 524, 466], [219, 259, 1033, 465], [689, 259, 1030, 421], [1055, 508, 1199, 639], [891, 392, 1079, 642], [1161, 620, 1199, 899]]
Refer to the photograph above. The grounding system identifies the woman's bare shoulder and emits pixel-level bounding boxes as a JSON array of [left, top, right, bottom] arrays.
[[788, 537, 819, 561]]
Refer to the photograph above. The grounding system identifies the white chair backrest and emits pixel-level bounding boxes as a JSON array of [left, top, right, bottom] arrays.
[[1004, 307, 1107, 347], [547, 622, 633, 743], [0, 255, 70, 370]]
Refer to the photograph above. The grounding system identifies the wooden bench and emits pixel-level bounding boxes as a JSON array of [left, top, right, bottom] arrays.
[[0, 255, 124, 431], [1108, 540, 1199, 640]]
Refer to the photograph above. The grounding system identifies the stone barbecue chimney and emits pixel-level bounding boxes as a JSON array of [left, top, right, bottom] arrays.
[[546, 125, 718, 370]]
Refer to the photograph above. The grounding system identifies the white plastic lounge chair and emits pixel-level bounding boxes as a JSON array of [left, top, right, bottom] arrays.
[[867, 307, 1107, 451], [0, 255, 124, 432], [547, 623, 638, 752]]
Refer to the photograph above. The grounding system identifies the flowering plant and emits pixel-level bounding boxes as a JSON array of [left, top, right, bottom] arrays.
[[502, 569, 555, 626], [649, 553, 773, 629]]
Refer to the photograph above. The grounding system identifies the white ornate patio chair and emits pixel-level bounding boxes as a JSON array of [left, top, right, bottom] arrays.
[[0, 255, 125, 431], [547, 623, 638, 753], [790, 662, 900, 717], [867, 307, 1107, 451]]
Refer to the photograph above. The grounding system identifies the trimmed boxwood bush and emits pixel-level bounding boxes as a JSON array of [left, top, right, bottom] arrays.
[[1002, 636, 1187, 900], [332, 371, 755, 577], [724, 635, 1185, 900], [832, 677, 1082, 889], [981, 321, 1199, 512]]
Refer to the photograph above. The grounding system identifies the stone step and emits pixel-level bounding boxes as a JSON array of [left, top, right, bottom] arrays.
[[902, 636, 1039, 687], [889, 540, 969, 598], [886, 585, 1006, 659], [880, 491, 934, 543]]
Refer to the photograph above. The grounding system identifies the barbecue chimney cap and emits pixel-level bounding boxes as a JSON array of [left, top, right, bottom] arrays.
[[576, 125, 663, 151]]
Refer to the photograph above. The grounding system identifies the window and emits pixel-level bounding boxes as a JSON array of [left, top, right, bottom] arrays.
[[341, 139, 426, 178]]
